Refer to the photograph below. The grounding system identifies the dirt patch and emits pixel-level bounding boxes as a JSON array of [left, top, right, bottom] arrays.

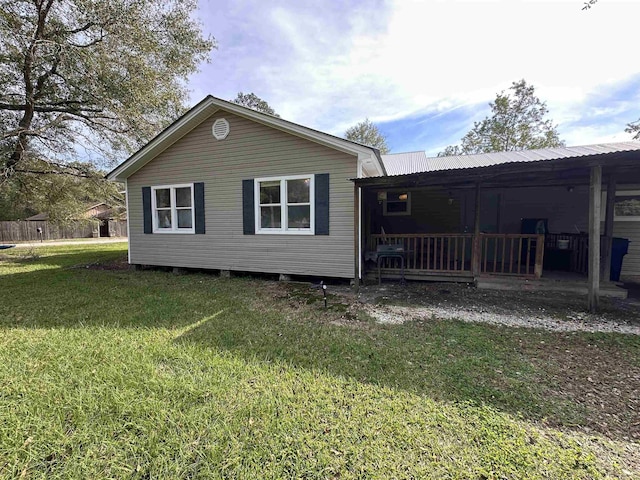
[[258, 281, 370, 328], [522, 335, 640, 443], [84, 255, 131, 271]]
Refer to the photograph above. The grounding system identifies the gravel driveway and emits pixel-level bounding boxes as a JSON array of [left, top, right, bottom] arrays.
[[351, 282, 640, 335]]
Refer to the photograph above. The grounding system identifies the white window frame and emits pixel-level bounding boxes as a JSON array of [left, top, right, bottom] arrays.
[[383, 191, 411, 216], [601, 189, 640, 222], [613, 189, 640, 222], [151, 183, 195, 234], [254, 174, 315, 235]]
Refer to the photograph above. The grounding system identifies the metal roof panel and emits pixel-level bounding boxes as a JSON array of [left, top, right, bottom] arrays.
[[380, 141, 640, 177]]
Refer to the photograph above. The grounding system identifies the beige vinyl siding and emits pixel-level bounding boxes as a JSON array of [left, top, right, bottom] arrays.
[[127, 111, 357, 278]]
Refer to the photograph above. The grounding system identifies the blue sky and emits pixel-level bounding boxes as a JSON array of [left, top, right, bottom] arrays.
[[189, 0, 640, 156]]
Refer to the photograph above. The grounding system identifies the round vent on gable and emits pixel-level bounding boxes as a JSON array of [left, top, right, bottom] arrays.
[[212, 118, 230, 140]]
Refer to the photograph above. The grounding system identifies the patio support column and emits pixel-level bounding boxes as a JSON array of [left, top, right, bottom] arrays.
[[472, 182, 481, 277], [588, 165, 602, 312], [353, 184, 361, 292], [602, 174, 616, 282]]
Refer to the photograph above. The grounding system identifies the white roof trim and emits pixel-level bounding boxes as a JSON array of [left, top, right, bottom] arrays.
[[107, 95, 385, 181]]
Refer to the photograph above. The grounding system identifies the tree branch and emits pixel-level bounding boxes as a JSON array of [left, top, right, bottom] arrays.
[[14, 168, 95, 178], [69, 31, 106, 48], [49, 21, 97, 37], [34, 45, 63, 100], [0, 102, 104, 114]]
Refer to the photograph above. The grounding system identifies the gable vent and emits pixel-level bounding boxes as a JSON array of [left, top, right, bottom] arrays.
[[212, 118, 230, 140]]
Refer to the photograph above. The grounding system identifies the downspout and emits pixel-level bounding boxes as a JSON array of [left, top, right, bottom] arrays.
[[359, 187, 362, 281], [125, 178, 131, 264]]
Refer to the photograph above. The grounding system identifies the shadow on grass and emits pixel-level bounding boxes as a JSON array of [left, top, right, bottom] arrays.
[[172, 282, 640, 443], [0, 247, 228, 330], [3, 246, 638, 442], [173, 294, 567, 430]]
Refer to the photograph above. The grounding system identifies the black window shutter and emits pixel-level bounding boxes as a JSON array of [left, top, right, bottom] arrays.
[[142, 186, 152, 234], [242, 179, 255, 234], [315, 173, 329, 235], [194, 182, 205, 234]]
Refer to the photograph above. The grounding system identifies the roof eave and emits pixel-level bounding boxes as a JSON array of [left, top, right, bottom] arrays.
[[352, 149, 640, 187], [106, 95, 381, 182], [106, 95, 215, 182]]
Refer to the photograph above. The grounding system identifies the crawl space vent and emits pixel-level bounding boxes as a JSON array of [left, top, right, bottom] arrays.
[[212, 118, 230, 140]]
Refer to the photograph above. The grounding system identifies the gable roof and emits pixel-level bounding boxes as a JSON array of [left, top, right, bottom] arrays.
[[380, 141, 640, 177], [24, 202, 117, 221], [24, 212, 49, 221], [107, 95, 386, 181]]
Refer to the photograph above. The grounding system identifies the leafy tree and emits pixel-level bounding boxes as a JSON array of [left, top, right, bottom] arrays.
[[439, 80, 564, 156], [626, 119, 640, 140], [0, 160, 123, 222], [0, 0, 213, 220], [231, 92, 279, 117], [344, 119, 390, 154]]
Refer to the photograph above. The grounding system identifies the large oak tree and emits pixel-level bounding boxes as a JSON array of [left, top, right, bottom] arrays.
[[0, 0, 213, 219]]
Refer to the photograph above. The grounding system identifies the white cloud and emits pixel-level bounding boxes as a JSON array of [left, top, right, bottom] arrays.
[[192, 0, 640, 149]]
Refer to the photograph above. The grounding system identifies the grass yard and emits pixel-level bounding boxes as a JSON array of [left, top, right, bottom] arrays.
[[0, 244, 638, 479]]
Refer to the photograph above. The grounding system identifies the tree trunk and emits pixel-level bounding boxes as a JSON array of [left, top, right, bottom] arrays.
[[2, 0, 53, 180]]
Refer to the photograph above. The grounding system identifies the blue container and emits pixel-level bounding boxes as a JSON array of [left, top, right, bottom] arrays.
[[610, 237, 630, 282]]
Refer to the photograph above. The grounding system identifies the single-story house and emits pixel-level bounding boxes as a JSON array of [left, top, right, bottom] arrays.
[[107, 95, 640, 310], [107, 96, 385, 279]]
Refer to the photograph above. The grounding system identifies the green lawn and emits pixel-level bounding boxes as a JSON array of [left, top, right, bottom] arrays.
[[0, 244, 638, 479]]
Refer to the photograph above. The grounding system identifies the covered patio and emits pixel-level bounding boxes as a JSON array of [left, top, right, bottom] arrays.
[[353, 143, 640, 311]]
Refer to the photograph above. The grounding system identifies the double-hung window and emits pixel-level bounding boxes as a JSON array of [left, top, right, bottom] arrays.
[[152, 184, 195, 233], [383, 191, 411, 216], [255, 175, 314, 234]]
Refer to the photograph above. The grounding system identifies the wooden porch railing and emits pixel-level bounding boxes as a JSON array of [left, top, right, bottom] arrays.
[[368, 233, 545, 278], [479, 234, 544, 277], [369, 234, 473, 273]]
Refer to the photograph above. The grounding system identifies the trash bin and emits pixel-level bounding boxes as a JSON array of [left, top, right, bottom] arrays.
[[610, 237, 630, 282]]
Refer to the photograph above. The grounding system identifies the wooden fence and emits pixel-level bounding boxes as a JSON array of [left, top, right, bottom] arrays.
[[107, 220, 128, 238], [0, 220, 127, 243]]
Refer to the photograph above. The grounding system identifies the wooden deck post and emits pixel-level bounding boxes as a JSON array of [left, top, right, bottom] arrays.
[[534, 234, 545, 278], [471, 182, 481, 277], [588, 165, 602, 312], [353, 184, 360, 292], [602, 174, 616, 282]]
